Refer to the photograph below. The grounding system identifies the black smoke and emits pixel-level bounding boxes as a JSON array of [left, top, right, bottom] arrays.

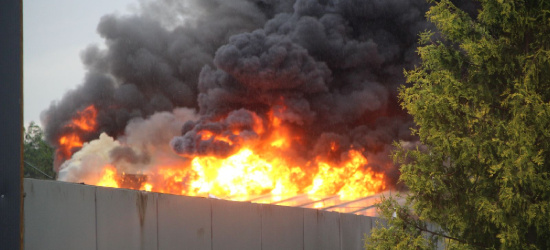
[[170, 0, 430, 184], [43, 0, 477, 186], [42, 0, 294, 169]]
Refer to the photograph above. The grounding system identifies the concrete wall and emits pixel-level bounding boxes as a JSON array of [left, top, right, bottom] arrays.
[[24, 178, 381, 250]]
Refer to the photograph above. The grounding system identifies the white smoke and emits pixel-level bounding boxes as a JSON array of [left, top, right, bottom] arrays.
[[58, 108, 198, 184]]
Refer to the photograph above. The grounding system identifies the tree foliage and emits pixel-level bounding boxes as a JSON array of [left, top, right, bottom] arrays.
[[24, 122, 55, 179], [366, 0, 550, 249]]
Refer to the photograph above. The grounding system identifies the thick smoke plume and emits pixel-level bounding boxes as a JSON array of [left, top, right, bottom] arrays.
[[171, 0, 429, 183], [43, 0, 292, 168], [43, 0, 449, 187]]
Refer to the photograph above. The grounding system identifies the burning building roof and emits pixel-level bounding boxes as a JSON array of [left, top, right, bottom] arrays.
[[42, 0, 439, 209]]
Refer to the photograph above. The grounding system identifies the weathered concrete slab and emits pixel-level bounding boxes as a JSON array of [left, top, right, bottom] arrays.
[[341, 213, 374, 250], [261, 204, 304, 250], [304, 209, 341, 250], [211, 199, 261, 250], [96, 187, 158, 250], [359, 216, 373, 242], [23, 179, 97, 250], [157, 193, 212, 250], [24, 179, 386, 250]]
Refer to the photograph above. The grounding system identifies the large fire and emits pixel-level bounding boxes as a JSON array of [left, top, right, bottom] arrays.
[[99, 146, 385, 201], [40, 0, 434, 216], [55, 105, 97, 167], [58, 104, 386, 204]]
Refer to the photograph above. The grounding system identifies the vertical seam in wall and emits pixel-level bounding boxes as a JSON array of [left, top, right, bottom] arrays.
[[95, 187, 98, 250], [338, 213, 342, 250], [156, 195, 159, 250], [302, 209, 305, 250], [210, 199, 213, 250], [260, 205, 263, 250]]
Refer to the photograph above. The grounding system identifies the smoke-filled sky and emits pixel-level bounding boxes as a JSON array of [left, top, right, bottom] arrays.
[[36, 0, 444, 190], [25, 0, 480, 196], [23, 0, 135, 125]]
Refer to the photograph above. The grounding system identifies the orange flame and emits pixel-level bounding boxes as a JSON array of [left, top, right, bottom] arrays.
[[97, 165, 119, 188], [71, 105, 97, 132], [90, 107, 386, 202], [56, 105, 97, 164]]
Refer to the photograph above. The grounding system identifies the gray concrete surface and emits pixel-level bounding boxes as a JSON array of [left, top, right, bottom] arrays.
[[24, 179, 97, 250], [96, 187, 158, 250], [157, 193, 212, 250], [340, 213, 373, 250], [304, 209, 341, 250], [261, 204, 304, 250], [211, 198, 262, 250], [23, 178, 396, 250]]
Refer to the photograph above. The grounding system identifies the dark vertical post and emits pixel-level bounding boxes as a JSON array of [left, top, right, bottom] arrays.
[[0, 0, 23, 249]]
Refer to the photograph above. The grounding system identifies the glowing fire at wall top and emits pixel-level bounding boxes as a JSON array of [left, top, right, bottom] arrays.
[[58, 104, 386, 205], [56, 105, 97, 166]]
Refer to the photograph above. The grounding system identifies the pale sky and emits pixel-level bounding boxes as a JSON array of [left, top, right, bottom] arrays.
[[23, 0, 136, 125]]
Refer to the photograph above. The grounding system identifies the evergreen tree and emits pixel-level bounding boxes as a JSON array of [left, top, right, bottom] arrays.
[[24, 122, 55, 179], [366, 0, 550, 249]]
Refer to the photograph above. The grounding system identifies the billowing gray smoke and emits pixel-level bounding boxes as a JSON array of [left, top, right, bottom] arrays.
[[43, 0, 294, 168], [170, 0, 430, 183], [42, 0, 450, 185]]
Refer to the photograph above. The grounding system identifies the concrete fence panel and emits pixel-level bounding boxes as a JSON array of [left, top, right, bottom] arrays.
[[340, 213, 373, 250], [23, 179, 394, 250], [95, 187, 158, 250], [260, 204, 304, 250], [304, 209, 341, 250], [157, 193, 212, 250], [211, 198, 262, 250], [24, 179, 97, 250]]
